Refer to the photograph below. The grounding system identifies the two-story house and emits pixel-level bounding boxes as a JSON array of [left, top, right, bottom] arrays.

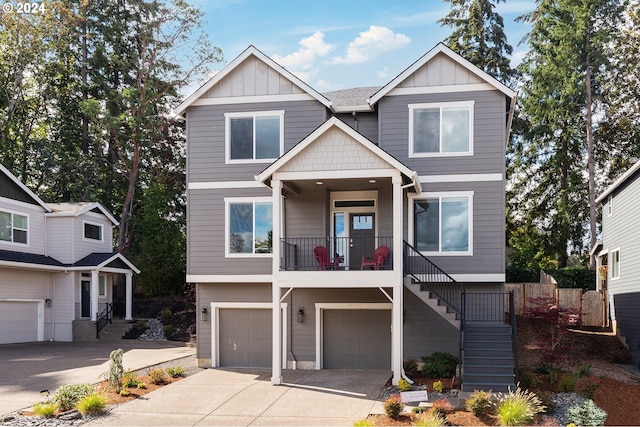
[[0, 163, 139, 343], [594, 159, 640, 366], [177, 43, 516, 389]]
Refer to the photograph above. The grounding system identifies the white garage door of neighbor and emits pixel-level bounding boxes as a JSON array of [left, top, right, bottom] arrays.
[[0, 301, 39, 344]]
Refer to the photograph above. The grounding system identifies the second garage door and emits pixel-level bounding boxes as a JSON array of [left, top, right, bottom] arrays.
[[323, 309, 391, 370], [218, 308, 272, 367], [0, 301, 39, 344]]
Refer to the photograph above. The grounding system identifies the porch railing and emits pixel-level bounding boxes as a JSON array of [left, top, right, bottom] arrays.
[[280, 236, 393, 271], [96, 302, 112, 339]]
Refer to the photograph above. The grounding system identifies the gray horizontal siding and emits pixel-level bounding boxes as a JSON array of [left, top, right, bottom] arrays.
[[404, 180, 505, 275], [378, 90, 507, 175], [186, 100, 327, 182], [612, 292, 640, 366]]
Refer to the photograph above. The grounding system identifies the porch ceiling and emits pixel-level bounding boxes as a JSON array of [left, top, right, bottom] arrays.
[[284, 176, 391, 193]]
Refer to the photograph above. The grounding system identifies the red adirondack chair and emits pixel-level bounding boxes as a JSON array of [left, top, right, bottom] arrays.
[[361, 245, 390, 270], [314, 246, 339, 270]]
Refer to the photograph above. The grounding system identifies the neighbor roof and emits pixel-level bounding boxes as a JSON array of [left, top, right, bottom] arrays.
[[47, 202, 118, 226]]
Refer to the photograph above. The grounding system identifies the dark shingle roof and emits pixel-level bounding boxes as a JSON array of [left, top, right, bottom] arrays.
[[0, 249, 65, 266], [0, 250, 134, 271]]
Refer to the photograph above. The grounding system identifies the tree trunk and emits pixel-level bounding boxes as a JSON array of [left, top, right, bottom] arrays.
[[585, 27, 597, 269]]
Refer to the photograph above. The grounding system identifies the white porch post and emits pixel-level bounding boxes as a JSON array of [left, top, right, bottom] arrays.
[[271, 179, 283, 385], [125, 273, 133, 320], [90, 270, 99, 321], [391, 175, 403, 385]]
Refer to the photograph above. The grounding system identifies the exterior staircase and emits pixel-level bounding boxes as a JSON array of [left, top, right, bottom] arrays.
[[404, 279, 460, 329], [462, 322, 516, 392], [97, 319, 134, 342]]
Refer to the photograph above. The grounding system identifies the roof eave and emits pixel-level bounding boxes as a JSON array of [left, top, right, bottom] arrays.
[[596, 160, 640, 203]]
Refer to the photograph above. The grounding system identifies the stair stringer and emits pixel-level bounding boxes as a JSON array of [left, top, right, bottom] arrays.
[[405, 278, 460, 329]]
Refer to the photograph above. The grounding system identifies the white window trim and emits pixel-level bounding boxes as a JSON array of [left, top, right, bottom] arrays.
[[408, 191, 474, 256], [83, 220, 104, 242], [607, 195, 612, 217], [225, 110, 285, 164], [611, 248, 620, 280], [225, 196, 273, 258], [0, 208, 29, 246], [408, 101, 474, 158]]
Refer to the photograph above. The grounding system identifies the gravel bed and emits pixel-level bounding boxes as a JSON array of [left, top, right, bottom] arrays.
[[539, 392, 587, 425], [136, 318, 166, 341]]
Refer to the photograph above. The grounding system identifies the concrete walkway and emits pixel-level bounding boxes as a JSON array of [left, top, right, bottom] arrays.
[[0, 341, 195, 416], [86, 369, 390, 426]]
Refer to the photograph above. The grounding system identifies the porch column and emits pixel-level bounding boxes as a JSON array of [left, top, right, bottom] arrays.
[[391, 175, 403, 385], [271, 179, 283, 385], [90, 270, 99, 322], [125, 273, 133, 320]]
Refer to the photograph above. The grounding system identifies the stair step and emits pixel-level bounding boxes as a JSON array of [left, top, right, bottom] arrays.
[[464, 349, 513, 358], [464, 340, 512, 350], [462, 382, 515, 393], [463, 365, 514, 375], [463, 373, 515, 384], [464, 356, 513, 366]]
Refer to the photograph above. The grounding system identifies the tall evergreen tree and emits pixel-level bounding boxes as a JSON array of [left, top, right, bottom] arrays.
[[439, 0, 515, 85]]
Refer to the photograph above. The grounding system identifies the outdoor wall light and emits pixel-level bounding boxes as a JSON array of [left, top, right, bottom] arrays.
[[200, 307, 208, 321], [297, 308, 305, 323], [45, 298, 51, 308]]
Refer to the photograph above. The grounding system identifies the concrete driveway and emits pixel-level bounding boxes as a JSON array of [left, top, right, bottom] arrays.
[[85, 368, 390, 426], [0, 341, 195, 416]]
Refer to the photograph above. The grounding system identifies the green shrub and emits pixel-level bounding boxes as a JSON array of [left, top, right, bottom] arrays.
[[383, 395, 403, 419], [412, 406, 427, 414], [558, 374, 576, 392], [567, 399, 607, 426], [165, 366, 185, 378], [397, 378, 412, 392], [103, 348, 124, 392], [432, 380, 444, 393], [163, 325, 175, 338], [119, 389, 131, 396], [403, 358, 419, 378], [518, 371, 541, 390], [148, 367, 168, 385], [415, 411, 447, 427], [136, 319, 148, 330], [54, 383, 94, 411], [465, 389, 492, 417], [577, 364, 593, 378], [32, 402, 56, 418], [77, 393, 107, 415], [160, 309, 172, 321], [137, 382, 147, 389], [493, 386, 545, 426], [431, 398, 454, 416], [420, 352, 458, 378], [122, 370, 142, 388], [352, 419, 374, 426]]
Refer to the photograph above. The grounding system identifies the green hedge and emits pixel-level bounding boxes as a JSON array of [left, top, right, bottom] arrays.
[[506, 266, 540, 283], [506, 266, 596, 293]]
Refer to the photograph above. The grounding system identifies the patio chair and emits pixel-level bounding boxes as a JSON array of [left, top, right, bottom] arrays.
[[313, 246, 339, 270], [361, 245, 390, 270]]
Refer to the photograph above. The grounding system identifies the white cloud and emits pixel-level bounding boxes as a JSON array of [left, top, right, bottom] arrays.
[[314, 79, 341, 92], [331, 26, 411, 65], [377, 67, 390, 79], [271, 31, 334, 79], [510, 50, 528, 67]]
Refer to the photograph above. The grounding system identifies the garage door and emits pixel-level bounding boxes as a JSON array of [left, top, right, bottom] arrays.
[[323, 309, 391, 369], [219, 308, 272, 367], [0, 301, 39, 344]]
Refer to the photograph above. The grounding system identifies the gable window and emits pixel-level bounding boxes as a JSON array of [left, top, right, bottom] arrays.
[[611, 249, 620, 279], [226, 197, 273, 256], [0, 210, 28, 244], [84, 221, 103, 241], [411, 192, 473, 255], [225, 111, 284, 163], [409, 101, 474, 157]]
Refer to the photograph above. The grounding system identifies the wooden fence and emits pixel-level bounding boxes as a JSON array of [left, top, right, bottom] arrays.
[[505, 283, 606, 327]]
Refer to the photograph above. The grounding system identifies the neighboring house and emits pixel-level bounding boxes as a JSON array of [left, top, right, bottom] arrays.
[[0, 163, 139, 344], [177, 43, 516, 389], [594, 160, 640, 366]]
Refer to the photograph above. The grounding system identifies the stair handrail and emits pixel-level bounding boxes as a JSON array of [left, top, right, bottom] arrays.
[[96, 302, 113, 339], [403, 240, 464, 315]]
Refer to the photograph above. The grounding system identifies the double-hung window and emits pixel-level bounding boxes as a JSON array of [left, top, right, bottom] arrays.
[[226, 197, 273, 256], [225, 111, 284, 163], [611, 249, 620, 279], [83, 221, 103, 241], [409, 101, 474, 156], [411, 192, 473, 255], [0, 209, 28, 244]]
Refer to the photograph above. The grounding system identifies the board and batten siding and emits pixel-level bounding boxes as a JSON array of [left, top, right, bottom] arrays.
[[405, 180, 505, 275], [185, 100, 327, 183], [378, 90, 507, 176], [187, 188, 273, 276], [334, 111, 379, 143]]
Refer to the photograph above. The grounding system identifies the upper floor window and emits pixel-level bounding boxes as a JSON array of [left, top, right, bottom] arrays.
[[0, 210, 28, 244], [225, 111, 284, 163], [225, 197, 272, 256], [83, 221, 103, 242], [410, 192, 473, 255], [611, 249, 620, 279], [607, 195, 612, 217], [409, 101, 474, 157]]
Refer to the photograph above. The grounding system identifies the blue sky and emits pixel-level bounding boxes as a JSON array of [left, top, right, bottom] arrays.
[[191, 0, 535, 92]]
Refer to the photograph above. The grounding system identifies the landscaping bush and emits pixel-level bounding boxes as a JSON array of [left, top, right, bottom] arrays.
[[77, 394, 107, 415], [54, 383, 94, 411], [492, 386, 545, 426], [506, 265, 540, 283], [558, 374, 576, 392], [163, 325, 175, 338], [148, 367, 168, 385], [431, 398, 454, 416], [383, 395, 403, 419], [415, 411, 446, 426], [567, 399, 607, 426], [465, 389, 492, 417], [397, 378, 412, 392], [403, 358, 419, 378], [165, 366, 185, 378], [122, 370, 143, 388], [104, 348, 124, 392], [575, 376, 602, 400], [420, 352, 457, 378], [352, 419, 374, 426], [432, 380, 444, 393], [32, 402, 56, 418]]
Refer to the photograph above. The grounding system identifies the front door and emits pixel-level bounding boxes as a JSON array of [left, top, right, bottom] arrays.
[[349, 213, 375, 269], [81, 280, 91, 318]]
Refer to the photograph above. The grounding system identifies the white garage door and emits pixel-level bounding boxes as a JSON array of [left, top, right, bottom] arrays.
[[218, 308, 272, 367], [0, 301, 39, 344], [323, 309, 391, 370]]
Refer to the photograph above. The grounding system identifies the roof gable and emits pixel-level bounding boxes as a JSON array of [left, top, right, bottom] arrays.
[[0, 163, 50, 211], [596, 159, 640, 203], [175, 45, 331, 115], [369, 43, 516, 105], [46, 202, 118, 226]]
